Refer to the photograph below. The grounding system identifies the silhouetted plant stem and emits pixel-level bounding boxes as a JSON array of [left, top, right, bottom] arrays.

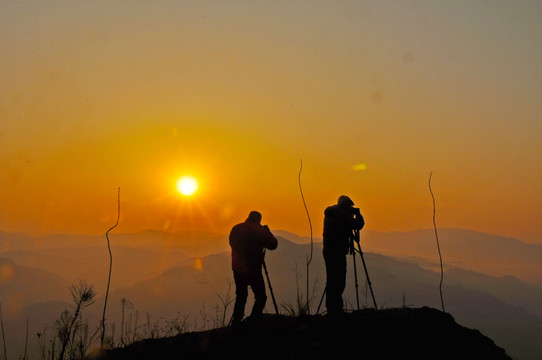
[[120, 298, 127, 346], [0, 302, 6, 360], [101, 188, 120, 346], [23, 319, 29, 360], [59, 281, 96, 360], [429, 172, 445, 312], [298, 160, 313, 314], [216, 279, 234, 327]]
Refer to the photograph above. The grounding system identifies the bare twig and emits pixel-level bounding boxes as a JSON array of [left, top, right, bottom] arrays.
[[120, 298, 129, 346], [280, 262, 309, 316], [23, 319, 29, 360], [298, 159, 313, 314], [59, 281, 96, 360], [215, 279, 235, 327], [429, 171, 445, 312], [101, 188, 120, 346], [0, 302, 7, 360]]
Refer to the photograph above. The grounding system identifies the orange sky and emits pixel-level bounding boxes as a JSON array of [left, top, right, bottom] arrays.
[[1, 1, 541, 243]]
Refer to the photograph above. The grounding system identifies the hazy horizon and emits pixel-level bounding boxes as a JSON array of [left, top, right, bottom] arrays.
[[1, 225, 540, 247]]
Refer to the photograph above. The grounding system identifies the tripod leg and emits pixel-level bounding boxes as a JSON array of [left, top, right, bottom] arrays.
[[356, 242, 378, 310], [352, 250, 360, 311], [263, 259, 279, 315], [316, 287, 326, 315]]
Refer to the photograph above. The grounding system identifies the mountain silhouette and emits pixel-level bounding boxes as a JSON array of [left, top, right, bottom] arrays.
[[91, 307, 511, 360], [2, 229, 542, 359], [361, 228, 542, 286], [0, 257, 70, 308], [73, 236, 542, 359]]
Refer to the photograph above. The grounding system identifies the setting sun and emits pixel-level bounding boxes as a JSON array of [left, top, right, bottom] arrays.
[[176, 176, 199, 196]]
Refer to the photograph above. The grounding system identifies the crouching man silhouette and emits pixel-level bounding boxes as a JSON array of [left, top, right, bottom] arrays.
[[323, 195, 364, 315], [229, 211, 278, 326]]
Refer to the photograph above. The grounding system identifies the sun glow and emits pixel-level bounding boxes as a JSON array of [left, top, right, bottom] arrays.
[[176, 176, 199, 196]]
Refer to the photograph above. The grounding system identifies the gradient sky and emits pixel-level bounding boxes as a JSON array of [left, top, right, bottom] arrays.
[[1, 1, 541, 243]]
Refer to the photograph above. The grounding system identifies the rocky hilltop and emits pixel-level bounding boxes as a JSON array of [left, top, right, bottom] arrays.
[[90, 307, 512, 360]]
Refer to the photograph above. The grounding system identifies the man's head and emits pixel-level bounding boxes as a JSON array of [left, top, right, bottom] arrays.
[[337, 195, 354, 207], [247, 211, 262, 224]]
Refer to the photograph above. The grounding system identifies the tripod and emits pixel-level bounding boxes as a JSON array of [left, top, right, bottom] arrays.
[[317, 229, 378, 313], [351, 229, 378, 310]]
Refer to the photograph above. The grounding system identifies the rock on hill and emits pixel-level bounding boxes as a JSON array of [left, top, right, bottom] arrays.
[[90, 307, 511, 360]]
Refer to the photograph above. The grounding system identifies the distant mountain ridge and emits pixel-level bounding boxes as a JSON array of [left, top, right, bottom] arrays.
[[0, 229, 230, 256], [2, 228, 542, 359], [361, 228, 542, 286], [0, 257, 70, 310], [275, 228, 542, 286]]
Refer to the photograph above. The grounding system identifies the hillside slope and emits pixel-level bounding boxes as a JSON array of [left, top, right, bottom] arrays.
[[0, 257, 70, 309], [91, 307, 511, 360], [361, 228, 542, 285]]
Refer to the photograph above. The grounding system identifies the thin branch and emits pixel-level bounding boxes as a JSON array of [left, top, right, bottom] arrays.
[[60, 281, 96, 360], [429, 171, 445, 312], [0, 302, 6, 360], [101, 188, 120, 346], [23, 319, 29, 360], [298, 160, 313, 313]]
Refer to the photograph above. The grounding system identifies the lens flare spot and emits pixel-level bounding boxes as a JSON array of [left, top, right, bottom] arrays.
[[351, 163, 368, 171]]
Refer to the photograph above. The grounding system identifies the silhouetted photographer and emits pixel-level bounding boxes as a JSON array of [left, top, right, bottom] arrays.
[[229, 211, 278, 327], [322, 195, 365, 315]]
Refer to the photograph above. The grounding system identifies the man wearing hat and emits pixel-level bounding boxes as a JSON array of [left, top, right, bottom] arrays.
[[322, 195, 365, 315], [229, 211, 278, 326]]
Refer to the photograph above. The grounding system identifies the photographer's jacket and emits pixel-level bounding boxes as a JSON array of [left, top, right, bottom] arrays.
[[323, 204, 365, 255], [229, 220, 278, 274]]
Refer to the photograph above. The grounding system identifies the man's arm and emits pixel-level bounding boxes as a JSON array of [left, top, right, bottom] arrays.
[[260, 225, 278, 250], [352, 208, 365, 230]]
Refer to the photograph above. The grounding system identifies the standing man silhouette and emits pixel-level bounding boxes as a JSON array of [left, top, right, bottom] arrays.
[[322, 195, 364, 315], [229, 211, 278, 326]]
